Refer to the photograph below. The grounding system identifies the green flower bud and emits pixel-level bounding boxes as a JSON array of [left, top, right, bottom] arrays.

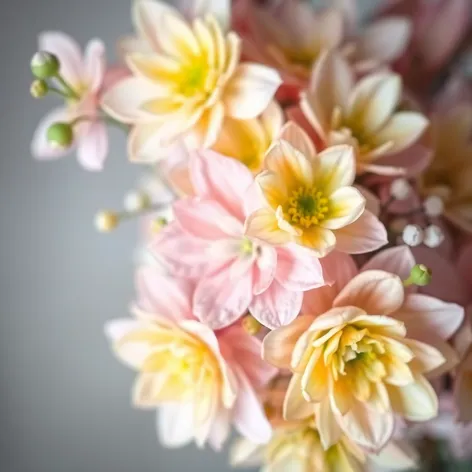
[[242, 315, 262, 336], [47, 122, 74, 149], [403, 264, 432, 287], [31, 51, 60, 79], [30, 79, 49, 98]]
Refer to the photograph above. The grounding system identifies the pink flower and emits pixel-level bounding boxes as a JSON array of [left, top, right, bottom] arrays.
[[105, 266, 277, 450], [151, 149, 326, 330], [263, 246, 462, 452], [31, 32, 127, 170]]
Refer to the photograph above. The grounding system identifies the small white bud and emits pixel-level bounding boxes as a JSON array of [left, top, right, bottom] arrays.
[[402, 224, 424, 247], [423, 225, 445, 248], [124, 191, 151, 212], [95, 211, 119, 233], [423, 195, 444, 217], [390, 178, 411, 200]]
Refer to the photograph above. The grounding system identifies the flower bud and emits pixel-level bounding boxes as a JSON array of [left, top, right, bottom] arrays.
[[124, 191, 151, 212], [30, 79, 49, 98], [402, 224, 423, 247], [404, 264, 432, 287], [31, 51, 60, 79], [241, 315, 262, 336], [390, 178, 411, 200], [95, 211, 119, 233], [151, 217, 168, 233], [47, 122, 74, 149], [423, 224, 445, 248], [423, 195, 444, 217]]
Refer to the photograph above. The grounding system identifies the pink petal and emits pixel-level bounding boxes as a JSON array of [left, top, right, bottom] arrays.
[[206, 408, 231, 451], [232, 366, 273, 444], [77, 121, 108, 171], [458, 243, 472, 290], [335, 210, 388, 254], [150, 221, 209, 278], [356, 185, 381, 216], [362, 245, 415, 281], [274, 243, 325, 291], [395, 294, 464, 340], [193, 260, 253, 329], [39, 31, 84, 87], [243, 182, 266, 217], [173, 198, 243, 240], [135, 266, 194, 321], [250, 281, 303, 329], [100, 66, 130, 94], [84, 39, 105, 92], [31, 107, 72, 160], [190, 150, 253, 221], [157, 404, 194, 448], [322, 250, 359, 290], [253, 245, 277, 295]]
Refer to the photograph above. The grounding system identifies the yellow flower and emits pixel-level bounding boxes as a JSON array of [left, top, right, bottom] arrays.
[[212, 101, 284, 173], [301, 51, 429, 175], [420, 105, 472, 232], [106, 308, 236, 446], [102, 0, 281, 162], [244, 123, 368, 256]]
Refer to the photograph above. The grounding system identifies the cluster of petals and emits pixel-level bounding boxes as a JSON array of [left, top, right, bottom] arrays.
[[151, 147, 327, 330], [101, 0, 282, 162], [105, 266, 276, 449], [263, 246, 463, 452]]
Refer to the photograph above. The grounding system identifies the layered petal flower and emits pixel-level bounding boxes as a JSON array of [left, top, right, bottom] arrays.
[[102, 1, 281, 161], [245, 122, 386, 256], [300, 51, 429, 175]]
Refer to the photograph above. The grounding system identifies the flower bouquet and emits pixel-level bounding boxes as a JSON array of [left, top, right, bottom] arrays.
[[29, 0, 472, 470]]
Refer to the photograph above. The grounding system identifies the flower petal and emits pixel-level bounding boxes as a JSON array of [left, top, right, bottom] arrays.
[[84, 39, 105, 92], [224, 63, 282, 120], [334, 210, 388, 254], [315, 397, 343, 450], [283, 373, 314, 421], [279, 122, 316, 160], [316, 145, 356, 194], [362, 245, 415, 282], [253, 245, 277, 295], [157, 404, 194, 448], [77, 122, 108, 171], [334, 270, 404, 315], [322, 187, 365, 230], [250, 280, 303, 329], [296, 226, 336, 257], [245, 208, 293, 245]]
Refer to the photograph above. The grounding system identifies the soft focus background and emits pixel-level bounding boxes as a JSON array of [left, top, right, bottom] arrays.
[[0, 1, 376, 471]]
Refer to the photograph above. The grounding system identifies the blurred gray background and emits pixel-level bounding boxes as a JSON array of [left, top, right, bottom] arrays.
[[0, 0, 374, 471]]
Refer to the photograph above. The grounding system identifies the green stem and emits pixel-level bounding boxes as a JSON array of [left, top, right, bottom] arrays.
[[54, 73, 80, 100], [49, 87, 69, 99]]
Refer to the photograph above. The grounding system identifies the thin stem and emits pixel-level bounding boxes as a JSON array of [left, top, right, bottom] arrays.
[[48, 87, 69, 99], [118, 203, 168, 221], [54, 73, 80, 100]]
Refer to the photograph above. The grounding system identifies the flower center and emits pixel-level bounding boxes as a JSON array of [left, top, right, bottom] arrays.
[[178, 59, 210, 97], [286, 186, 329, 228], [240, 237, 254, 255]]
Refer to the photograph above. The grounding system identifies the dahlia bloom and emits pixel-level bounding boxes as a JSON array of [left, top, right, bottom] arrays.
[[263, 247, 463, 451], [151, 148, 326, 330], [300, 51, 429, 175], [105, 266, 276, 449], [31, 32, 127, 170], [245, 122, 387, 256], [102, 0, 281, 162]]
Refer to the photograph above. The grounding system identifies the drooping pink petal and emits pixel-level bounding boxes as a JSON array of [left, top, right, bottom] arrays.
[[135, 266, 194, 321], [250, 280, 303, 329], [334, 210, 388, 254], [84, 39, 106, 93], [193, 260, 253, 329], [190, 150, 253, 221], [274, 243, 325, 292], [100, 66, 130, 94], [77, 121, 108, 171], [362, 245, 416, 281], [394, 294, 464, 340], [31, 107, 72, 160], [39, 31, 84, 87]]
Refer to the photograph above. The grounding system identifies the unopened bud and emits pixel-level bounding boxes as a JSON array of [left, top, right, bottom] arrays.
[[402, 224, 423, 247], [47, 122, 74, 149], [150, 217, 168, 233], [423, 225, 445, 248], [31, 51, 60, 79], [404, 264, 432, 287], [242, 315, 262, 336], [423, 195, 444, 217], [390, 178, 411, 200], [95, 211, 119, 233], [124, 191, 151, 212], [30, 79, 48, 98]]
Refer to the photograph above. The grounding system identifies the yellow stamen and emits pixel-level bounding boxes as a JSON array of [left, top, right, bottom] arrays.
[[285, 186, 329, 229]]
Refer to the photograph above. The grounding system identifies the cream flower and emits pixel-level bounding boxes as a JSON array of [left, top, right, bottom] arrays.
[[420, 105, 472, 232], [244, 122, 387, 256], [102, 0, 281, 162], [263, 248, 462, 452], [300, 51, 429, 175], [212, 101, 284, 173]]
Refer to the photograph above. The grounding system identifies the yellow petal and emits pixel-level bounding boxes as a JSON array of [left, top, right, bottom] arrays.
[[301, 350, 329, 402], [295, 226, 336, 256], [245, 207, 293, 245], [322, 187, 365, 230], [315, 145, 356, 194], [279, 121, 316, 160], [257, 171, 289, 209], [283, 373, 314, 421]]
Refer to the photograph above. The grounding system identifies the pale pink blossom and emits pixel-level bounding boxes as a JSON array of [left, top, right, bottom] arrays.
[[31, 32, 127, 170], [105, 266, 277, 450], [151, 149, 326, 330], [102, 0, 281, 162], [263, 246, 462, 452]]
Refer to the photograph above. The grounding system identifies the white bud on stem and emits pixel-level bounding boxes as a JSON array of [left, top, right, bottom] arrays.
[[423, 225, 445, 248], [390, 178, 412, 200], [402, 224, 424, 247]]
